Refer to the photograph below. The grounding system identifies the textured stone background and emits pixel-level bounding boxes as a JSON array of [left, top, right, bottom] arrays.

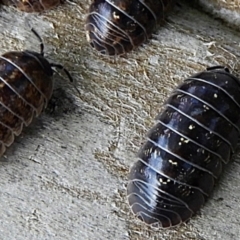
[[0, 0, 240, 239], [198, 0, 240, 30]]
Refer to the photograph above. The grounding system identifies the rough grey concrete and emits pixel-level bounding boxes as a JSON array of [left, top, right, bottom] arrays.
[[197, 0, 240, 31], [0, 1, 240, 239]]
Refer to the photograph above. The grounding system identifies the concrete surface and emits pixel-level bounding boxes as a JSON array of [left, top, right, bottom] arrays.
[[198, 0, 240, 31], [0, 1, 240, 239]]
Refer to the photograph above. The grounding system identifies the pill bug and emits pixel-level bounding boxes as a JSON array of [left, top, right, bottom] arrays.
[[85, 0, 176, 55], [1, 0, 63, 12], [0, 29, 72, 157], [127, 66, 240, 228]]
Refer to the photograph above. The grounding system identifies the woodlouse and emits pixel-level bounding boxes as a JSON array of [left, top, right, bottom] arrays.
[[127, 66, 240, 227], [85, 0, 176, 55], [1, 0, 63, 12], [0, 29, 72, 157]]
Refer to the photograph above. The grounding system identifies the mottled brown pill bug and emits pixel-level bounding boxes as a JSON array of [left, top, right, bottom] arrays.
[[85, 0, 176, 55], [1, 0, 64, 12], [127, 66, 240, 228], [0, 29, 72, 157]]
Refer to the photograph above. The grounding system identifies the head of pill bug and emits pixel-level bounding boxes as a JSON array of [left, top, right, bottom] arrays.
[[24, 50, 54, 76]]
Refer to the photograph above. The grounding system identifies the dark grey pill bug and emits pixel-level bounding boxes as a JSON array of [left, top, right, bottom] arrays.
[[85, 0, 176, 55], [0, 29, 72, 157], [127, 66, 240, 228]]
